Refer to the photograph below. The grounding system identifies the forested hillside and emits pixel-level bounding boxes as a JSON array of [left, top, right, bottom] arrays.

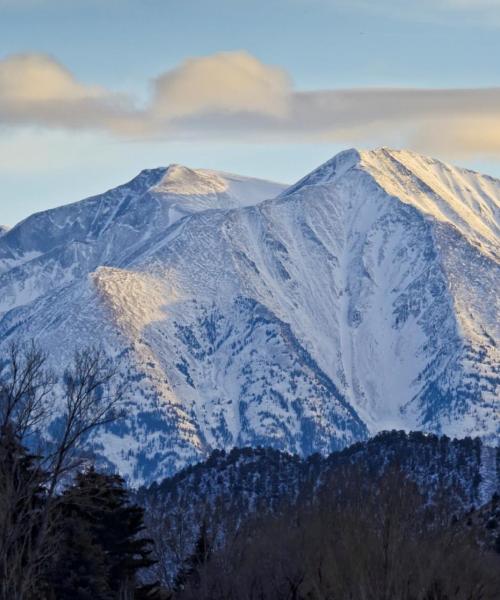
[[139, 431, 500, 595]]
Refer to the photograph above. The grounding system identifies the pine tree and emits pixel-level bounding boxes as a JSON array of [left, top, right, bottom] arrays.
[[0, 424, 47, 600], [47, 518, 112, 600], [49, 468, 159, 599]]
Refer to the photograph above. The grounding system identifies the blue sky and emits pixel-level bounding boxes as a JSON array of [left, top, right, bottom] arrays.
[[1, 0, 500, 225]]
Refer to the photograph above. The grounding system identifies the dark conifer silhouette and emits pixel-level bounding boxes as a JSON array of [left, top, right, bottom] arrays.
[[49, 468, 159, 599]]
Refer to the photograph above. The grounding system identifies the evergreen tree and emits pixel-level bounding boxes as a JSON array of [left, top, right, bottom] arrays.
[[49, 468, 159, 600], [47, 518, 112, 600], [0, 424, 47, 600]]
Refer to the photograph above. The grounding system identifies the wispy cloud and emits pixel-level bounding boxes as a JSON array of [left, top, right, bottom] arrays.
[[1, 51, 500, 158]]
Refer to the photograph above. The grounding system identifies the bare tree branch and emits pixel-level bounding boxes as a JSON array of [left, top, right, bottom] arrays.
[[0, 342, 126, 600]]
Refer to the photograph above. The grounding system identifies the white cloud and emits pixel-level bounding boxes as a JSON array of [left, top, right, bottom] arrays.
[[1, 51, 500, 159], [151, 51, 291, 121], [0, 53, 132, 130], [0, 54, 101, 103], [289, 88, 500, 156]]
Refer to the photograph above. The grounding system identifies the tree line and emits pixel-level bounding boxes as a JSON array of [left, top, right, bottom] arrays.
[[1, 343, 499, 599]]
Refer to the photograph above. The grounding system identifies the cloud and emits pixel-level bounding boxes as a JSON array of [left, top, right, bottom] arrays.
[[0, 54, 101, 103], [0, 53, 132, 130], [1, 51, 500, 159], [150, 51, 291, 122], [288, 87, 500, 149]]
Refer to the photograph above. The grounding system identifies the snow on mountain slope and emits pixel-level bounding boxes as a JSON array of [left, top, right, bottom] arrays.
[[278, 148, 499, 437], [0, 148, 498, 485], [362, 149, 499, 259], [0, 166, 285, 315], [0, 226, 9, 236], [285, 148, 499, 260]]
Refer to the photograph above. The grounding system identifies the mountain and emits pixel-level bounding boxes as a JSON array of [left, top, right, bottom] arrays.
[[0, 225, 9, 236], [137, 431, 500, 582], [0, 148, 498, 485], [0, 166, 285, 314]]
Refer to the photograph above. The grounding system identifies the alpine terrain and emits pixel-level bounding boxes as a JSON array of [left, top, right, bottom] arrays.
[[0, 148, 498, 485]]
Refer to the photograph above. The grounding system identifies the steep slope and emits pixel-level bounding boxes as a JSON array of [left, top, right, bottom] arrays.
[[276, 148, 499, 437], [0, 148, 498, 485], [0, 166, 285, 314]]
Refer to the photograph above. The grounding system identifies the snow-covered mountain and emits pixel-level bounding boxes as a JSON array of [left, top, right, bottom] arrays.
[[0, 148, 498, 485], [0, 166, 285, 313]]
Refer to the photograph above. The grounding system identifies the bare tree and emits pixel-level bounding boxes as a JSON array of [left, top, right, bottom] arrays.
[[0, 342, 125, 600], [173, 465, 500, 600], [43, 347, 124, 493], [148, 497, 194, 587], [0, 342, 55, 439]]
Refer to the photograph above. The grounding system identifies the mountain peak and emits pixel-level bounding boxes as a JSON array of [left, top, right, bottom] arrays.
[[279, 146, 420, 191], [116, 162, 235, 198], [152, 163, 231, 197], [282, 147, 499, 259], [282, 147, 439, 196], [281, 148, 362, 196], [358, 147, 500, 258]]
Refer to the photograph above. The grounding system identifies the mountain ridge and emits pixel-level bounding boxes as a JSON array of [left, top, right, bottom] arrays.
[[0, 167, 285, 313], [0, 147, 498, 485], [283, 147, 499, 259]]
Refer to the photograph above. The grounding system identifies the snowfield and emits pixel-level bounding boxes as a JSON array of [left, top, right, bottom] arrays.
[[0, 148, 498, 485]]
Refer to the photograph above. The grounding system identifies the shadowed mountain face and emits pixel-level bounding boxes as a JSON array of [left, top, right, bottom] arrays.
[[0, 148, 498, 485]]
